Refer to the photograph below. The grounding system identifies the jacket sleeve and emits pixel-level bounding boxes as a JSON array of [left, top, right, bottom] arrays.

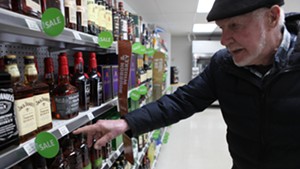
[[123, 54, 220, 136]]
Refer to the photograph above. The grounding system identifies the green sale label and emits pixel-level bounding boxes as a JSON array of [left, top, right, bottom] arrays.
[[41, 8, 65, 37], [98, 31, 113, 48], [35, 132, 59, 158]]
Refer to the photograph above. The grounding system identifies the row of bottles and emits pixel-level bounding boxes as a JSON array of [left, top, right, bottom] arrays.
[[0, 0, 141, 43]]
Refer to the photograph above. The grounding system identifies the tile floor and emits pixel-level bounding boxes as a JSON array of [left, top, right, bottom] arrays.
[[154, 108, 232, 169]]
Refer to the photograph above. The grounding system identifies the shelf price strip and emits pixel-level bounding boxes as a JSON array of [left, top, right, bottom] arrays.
[[23, 140, 36, 156], [58, 126, 69, 137]]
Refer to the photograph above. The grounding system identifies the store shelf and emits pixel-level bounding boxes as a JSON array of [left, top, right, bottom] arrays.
[[0, 8, 116, 53], [0, 98, 118, 169], [101, 144, 124, 169], [151, 127, 168, 169]]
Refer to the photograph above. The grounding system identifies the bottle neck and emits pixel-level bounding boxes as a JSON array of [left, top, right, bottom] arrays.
[[24, 63, 38, 84]]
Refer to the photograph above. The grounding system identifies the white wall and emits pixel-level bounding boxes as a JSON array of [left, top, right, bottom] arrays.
[[171, 35, 193, 83]]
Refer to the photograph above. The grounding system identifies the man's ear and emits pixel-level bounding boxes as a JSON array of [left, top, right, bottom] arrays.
[[268, 5, 281, 27]]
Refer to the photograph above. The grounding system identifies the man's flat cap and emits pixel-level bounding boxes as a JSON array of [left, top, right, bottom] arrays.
[[207, 0, 284, 21]]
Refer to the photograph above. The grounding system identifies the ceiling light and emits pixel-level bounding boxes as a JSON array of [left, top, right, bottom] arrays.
[[193, 23, 217, 33], [197, 0, 215, 13]]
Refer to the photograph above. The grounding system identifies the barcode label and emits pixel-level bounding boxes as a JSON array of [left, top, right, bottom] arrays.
[[58, 126, 69, 137], [25, 19, 41, 31]]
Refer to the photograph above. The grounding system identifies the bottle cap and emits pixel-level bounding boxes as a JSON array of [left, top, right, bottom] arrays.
[[74, 52, 84, 65], [89, 52, 97, 70], [58, 53, 69, 75]]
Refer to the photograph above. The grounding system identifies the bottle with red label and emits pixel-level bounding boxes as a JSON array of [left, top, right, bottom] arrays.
[[71, 52, 90, 111], [88, 52, 102, 107], [52, 53, 79, 119]]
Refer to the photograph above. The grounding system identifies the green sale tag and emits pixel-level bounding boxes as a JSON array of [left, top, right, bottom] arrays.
[[132, 42, 142, 54], [98, 31, 113, 48], [41, 8, 65, 37], [130, 90, 141, 101], [35, 132, 59, 158], [146, 48, 156, 56], [138, 85, 148, 95]]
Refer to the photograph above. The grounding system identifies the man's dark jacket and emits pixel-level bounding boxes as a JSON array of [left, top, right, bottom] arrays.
[[124, 13, 300, 169]]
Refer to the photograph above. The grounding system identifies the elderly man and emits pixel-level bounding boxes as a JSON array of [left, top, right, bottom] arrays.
[[74, 0, 300, 168]]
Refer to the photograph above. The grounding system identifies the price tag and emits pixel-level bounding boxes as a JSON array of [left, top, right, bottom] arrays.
[[93, 36, 98, 43], [23, 140, 36, 156], [73, 31, 82, 40], [58, 126, 69, 137], [25, 19, 41, 31], [107, 159, 113, 167], [87, 112, 94, 120]]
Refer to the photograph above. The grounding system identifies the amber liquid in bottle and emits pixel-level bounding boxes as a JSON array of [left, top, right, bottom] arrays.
[[88, 52, 102, 107], [72, 52, 90, 111], [76, 0, 88, 33], [24, 55, 53, 132], [65, 0, 77, 30], [4, 55, 38, 143], [13, 0, 42, 18], [52, 53, 79, 119]]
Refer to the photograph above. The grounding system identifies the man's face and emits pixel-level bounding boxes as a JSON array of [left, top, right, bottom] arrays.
[[216, 9, 271, 66]]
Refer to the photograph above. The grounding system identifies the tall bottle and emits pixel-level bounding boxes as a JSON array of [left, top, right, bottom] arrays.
[[76, 0, 88, 33], [112, 0, 119, 41], [118, 1, 127, 40], [52, 53, 79, 119], [65, 0, 77, 30], [87, 0, 96, 35], [73, 133, 92, 169], [44, 57, 56, 96], [0, 67, 20, 151], [49, 148, 70, 169], [12, 0, 42, 18], [97, 0, 106, 33], [72, 52, 90, 111], [88, 52, 102, 107], [0, 0, 12, 10], [23, 55, 53, 132], [4, 55, 38, 143], [105, 0, 113, 34], [41, 0, 64, 15], [61, 135, 83, 169]]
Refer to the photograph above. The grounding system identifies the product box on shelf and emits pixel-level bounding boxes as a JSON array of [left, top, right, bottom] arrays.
[[111, 65, 118, 98], [97, 65, 112, 103], [129, 54, 137, 90]]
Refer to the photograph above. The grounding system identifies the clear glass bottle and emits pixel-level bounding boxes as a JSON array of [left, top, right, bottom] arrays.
[[24, 55, 53, 132], [4, 54, 38, 143], [71, 52, 90, 111], [52, 53, 79, 119]]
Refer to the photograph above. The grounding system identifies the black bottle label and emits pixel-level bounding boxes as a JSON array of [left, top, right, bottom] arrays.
[[0, 88, 19, 142]]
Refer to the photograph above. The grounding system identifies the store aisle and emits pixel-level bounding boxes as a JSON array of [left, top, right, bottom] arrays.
[[155, 108, 232, 169]]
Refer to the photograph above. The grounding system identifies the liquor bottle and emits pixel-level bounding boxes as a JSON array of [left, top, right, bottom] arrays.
[[97, 0, 106, 33], [31, 153, 48, 169], [105, 0, 113, 34], [88, 52, 102, 107], [23, 55, 53, 132], [0, 0, 12, 10], [76, 0, 88, 33], [41, 0, 64, 14], [65, 0, 77, 30], [90, 141, 102, 169], [61, 135, 83, 169], [0, 69, 20, 152], [87, 0, 96, 35], [12, 0, 42, 18], [112, 0, 119, 41], [44, 57, 56, 95], [127, 12, 134, 43], [52, 53, 79, 119], [118, 1, 127, 40], [73, 133, 92, 169], [4, 55, 38, 143], [72, 52, 90, 111], [49, 148, 70, 169]]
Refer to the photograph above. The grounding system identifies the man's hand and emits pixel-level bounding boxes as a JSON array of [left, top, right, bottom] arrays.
[[73, 119, 130, 149]]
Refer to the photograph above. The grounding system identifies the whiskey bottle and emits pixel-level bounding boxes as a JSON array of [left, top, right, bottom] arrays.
[[41, 0, 64, 14], [52, 53, 79, 119], [72, 52, 90, 111], [76, 0, 88, 33], [87, 0, 96, 35], [49, 148, 70, 169], [12, 0, 42, 18], [105, 0, 113, 34], [0, 70, 20, 152], [88, 52, 102, 107], [73, 133, 92, 169], [61, 135, 83, 169], [43, 57, 56, 96], [112, 0, 119, 41], [65, 0, 77, 30], [4, 55, 38, 143], [0, 0, 12, 10], [97, 0, 106, 33], [23, 55, 52, 132], [118, 1, 127, 40]]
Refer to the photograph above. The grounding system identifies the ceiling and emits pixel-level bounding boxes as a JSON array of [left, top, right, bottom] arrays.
[[124, 0, 300, 37]]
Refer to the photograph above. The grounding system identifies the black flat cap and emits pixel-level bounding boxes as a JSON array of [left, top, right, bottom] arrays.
[[207, 0, 285, 21]]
